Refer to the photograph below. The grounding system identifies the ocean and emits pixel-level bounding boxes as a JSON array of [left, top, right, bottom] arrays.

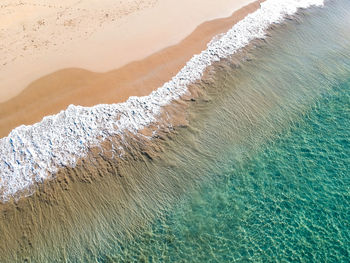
[[0, 0, 349, 262], [103, 0, 350, 261]]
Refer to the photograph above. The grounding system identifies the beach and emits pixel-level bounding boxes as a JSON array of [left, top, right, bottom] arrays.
[[1, 0, 348, 262], [0, 0, 260, 138], [0, 0, 326, 216]]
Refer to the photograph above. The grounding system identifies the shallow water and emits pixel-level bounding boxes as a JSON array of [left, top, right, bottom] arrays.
[[100, 1, 350, 262], [0, 0, 349, 262], [108, 78, 350, 262]]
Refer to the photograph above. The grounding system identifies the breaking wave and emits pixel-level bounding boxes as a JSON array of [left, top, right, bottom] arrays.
[[0, 0, 325, 202]]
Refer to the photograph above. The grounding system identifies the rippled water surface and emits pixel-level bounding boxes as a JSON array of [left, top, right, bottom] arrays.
[[1, 1, 346, 262], [110, 79, 350, 262], [101, 1, 350, 262]]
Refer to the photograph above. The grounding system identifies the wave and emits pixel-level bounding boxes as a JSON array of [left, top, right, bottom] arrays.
[[0, 0, 325, 202]]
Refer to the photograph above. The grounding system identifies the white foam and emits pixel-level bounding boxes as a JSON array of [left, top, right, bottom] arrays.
[[0, 0, 325, 202]]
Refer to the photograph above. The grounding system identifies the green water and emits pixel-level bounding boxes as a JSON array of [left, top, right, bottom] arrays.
[[1, 1, 350, 262], [110, 80, 350, 262], [100, 1, 350, 262]]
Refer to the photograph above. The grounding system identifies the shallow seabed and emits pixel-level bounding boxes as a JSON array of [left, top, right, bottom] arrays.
[[0, 0, 349, 262], [109, 78, 350, 262], [103, 0, 350, 262]]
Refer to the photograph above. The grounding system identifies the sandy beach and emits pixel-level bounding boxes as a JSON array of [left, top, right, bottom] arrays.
[[0, 0, 261, 138], [1, 1, 340, 261]]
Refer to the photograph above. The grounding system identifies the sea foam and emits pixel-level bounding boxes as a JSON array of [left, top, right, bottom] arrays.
[[0, 0, 325, 202]]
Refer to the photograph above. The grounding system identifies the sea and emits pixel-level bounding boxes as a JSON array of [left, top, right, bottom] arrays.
[[104, 0, 350, 261], [0, 0, 349, 262]]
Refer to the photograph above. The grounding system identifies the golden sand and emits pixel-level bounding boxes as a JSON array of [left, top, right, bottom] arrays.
[[0, 1, 263, 138], [0, 0, 257, 102]]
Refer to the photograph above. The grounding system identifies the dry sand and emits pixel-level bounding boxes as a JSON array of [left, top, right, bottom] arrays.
[[0, 0, 262, 138]]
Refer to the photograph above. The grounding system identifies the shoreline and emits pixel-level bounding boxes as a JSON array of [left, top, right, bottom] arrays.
[[0, 0, 262, 138], [0, 0, 331, 260], [0, 0, 325, 202]]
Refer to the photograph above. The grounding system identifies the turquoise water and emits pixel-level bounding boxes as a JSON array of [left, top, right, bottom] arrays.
[[116, 80, 350, 262], [100, 1, 350, 262], [105, 77, 350, 263], [1, 1, 350, 262]]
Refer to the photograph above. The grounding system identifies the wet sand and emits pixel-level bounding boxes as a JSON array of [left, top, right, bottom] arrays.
[[0, 49, 255, 261], [0, 0, 263, 138]]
